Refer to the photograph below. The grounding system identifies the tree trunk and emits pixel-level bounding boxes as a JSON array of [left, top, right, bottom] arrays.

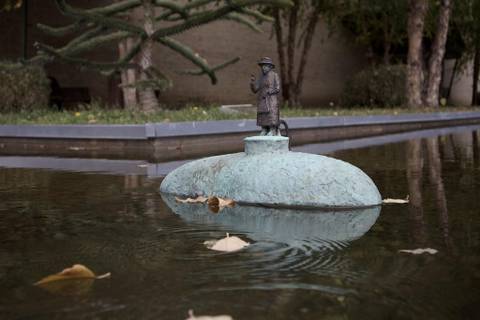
[[294, 4, 321, 107], [138, 0, 159, 113], [273, 9, 288, 102], [446, 58, 458, 100], [286, 0, 299, 106], [472, 44, 480, 106], [425, 0, 451, 108], [118, 38, 138, 109], [406, 0, 429, 108]]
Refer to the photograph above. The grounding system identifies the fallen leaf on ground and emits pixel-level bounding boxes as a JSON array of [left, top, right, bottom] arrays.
[[186, 309, 233, 320], [398, 248, 438, 255], [35, 264, 111, 285], [175, 196, 208, 204], [34, 264, 110, 295], [383, 196, 409, 204], [205, 233, 249, 252], [207, 196, 235, 213]]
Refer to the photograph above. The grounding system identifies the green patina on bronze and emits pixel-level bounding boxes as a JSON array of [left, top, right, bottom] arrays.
[[160, 136, 382, 208]]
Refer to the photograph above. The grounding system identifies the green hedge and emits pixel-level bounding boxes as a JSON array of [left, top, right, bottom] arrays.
[[0, 62, 50, 112], [341, 64, 406, 108]]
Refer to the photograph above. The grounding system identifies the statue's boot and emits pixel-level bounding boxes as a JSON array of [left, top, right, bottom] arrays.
[[260, 127, 268, 136]]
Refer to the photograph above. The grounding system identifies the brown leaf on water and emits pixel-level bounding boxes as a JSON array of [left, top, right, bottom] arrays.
[[383, 195, 409, 204], [204, 233, 249, 252], [34, 264, 110, 296], [36, 278, 95, 296], [186, 309, 233, 320], [398, 248, 438, 255], [207, 196, 235, 213], [175, 196, 208, 204]]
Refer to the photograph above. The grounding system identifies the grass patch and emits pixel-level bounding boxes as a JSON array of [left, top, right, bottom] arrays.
[[0, 104, 479, 125]]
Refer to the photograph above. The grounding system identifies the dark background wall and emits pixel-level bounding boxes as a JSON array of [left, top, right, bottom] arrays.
[[0, 1, 367, 107]]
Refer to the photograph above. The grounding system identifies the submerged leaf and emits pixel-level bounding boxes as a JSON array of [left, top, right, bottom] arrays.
[[383, 196, 409, 204], [205, 233, 249, 252], [175, 196, 208, 204], [399, 248, 438, 255], [186, 309, 233, 320]]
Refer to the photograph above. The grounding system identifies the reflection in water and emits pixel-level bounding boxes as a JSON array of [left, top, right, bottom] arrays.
[[405, 131, 480, 253], [452, 131, 474, 168], [426, 137, 453, 251], [406, 139, 427, 246], [1, 129, 480, 320], [162, 194, 380, 276]]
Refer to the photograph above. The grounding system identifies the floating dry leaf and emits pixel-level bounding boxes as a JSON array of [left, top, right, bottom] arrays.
[[205, 233, 250, 252], [34, 264, 110, 295], [207, 196, 235, 213], [175, 196, 208, 204], [35, 278, 95, 296], [383, 196, 409, 204], [399, 248, 438, 255], [186, 309, 233, 320], [35, 264, 111, 285]]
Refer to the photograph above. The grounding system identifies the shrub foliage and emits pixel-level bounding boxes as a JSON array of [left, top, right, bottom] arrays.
[[341, 64, 406, 108], [0, 62, 50, 112]]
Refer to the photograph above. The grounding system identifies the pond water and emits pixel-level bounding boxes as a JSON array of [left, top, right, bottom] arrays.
[[1, 128, 480, 320]]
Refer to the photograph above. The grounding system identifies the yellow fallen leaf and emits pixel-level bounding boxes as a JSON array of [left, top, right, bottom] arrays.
[[34, 264, 110, 296], [35, 264, 110, 285], [36, 278, 95, 296], [207, 196, 235, 213], [175, 196, 208, 204], [398, 248, 438, 255], [186, 309, 233, 320], [383, 195, 409, 204], [205, 233, 249, 252]]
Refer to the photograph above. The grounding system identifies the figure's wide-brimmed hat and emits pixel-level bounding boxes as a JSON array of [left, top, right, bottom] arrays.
[[258, 57, 275, 67]]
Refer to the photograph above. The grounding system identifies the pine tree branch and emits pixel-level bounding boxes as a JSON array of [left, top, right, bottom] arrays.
[[152, 0, 188, 19], [152, 0, 292, 39], [182, 57, 241, 75], [86, 0, 141, 15], [36, 21, 90, 37], [157, 36, 217, 83], [239, 8, 274, 22], [223, 13, 262, 32], [62, 26, 105, 52], [54, 0, 146, 36], [38, 0, 142, 37], [156, 0, 216, 20], [35, 43, 139, 72], [56, 31, 133, 56]]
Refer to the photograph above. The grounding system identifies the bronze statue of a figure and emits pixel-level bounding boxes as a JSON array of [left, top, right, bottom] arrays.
[[250, 57, 282, 136]]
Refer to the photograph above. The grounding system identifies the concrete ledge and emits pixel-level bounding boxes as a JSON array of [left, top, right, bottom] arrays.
[[1, 112, 479, 140], [0, 124, 149, 140], [1, 124, 478, 177], [1, 111, 480, 161]]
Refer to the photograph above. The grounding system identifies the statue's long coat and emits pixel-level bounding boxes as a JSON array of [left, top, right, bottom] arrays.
[[250, 69, 281, 127]]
